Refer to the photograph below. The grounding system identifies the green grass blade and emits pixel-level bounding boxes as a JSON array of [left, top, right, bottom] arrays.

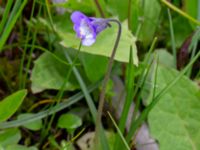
[[0, 0, 28, 51], [19, 0, 39, 89], [43, 43, 82, 141], [130, 37, 157, 122], [152, 57, 159, 101], [2, 43, 70, 67], [198, 0, 200, 21], [114, 47, 135, 150], [0, 0, 13, 34], [143, 37, 158, 65], [187, 29, 200, 77], [167, 8, 176, 66], [64, 50, 97, 121], [45, 0, 56, 33], [130, 59, 153, 123], [123, 37, 157, 142], [107, 112, 130, 150], [22, 44, 70, 66], [63, 50, 110, 150], [126, 58, 155, 142]]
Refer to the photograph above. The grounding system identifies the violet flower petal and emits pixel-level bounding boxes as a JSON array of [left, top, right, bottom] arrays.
[[79, 19, 96, 46], [70, 11, 109, 46], [71, 11, 85, 25]]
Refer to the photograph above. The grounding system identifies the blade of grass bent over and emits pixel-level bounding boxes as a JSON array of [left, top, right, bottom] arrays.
[[0, 83, 99, 129]]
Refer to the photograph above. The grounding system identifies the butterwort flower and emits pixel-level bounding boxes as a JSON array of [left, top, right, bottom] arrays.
[[71, 11, 109, 46], [70, 12, 122, 144]]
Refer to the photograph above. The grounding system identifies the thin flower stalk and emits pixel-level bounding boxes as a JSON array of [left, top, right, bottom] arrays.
[[70, 11, 122, 149]]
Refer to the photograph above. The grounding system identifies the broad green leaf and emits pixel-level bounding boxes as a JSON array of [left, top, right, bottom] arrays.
[[148, 64, 200, 150], [138, 0, 161, 47], [151, 49, 176, 68], [57, 113, 82, 132], [0, 128, 21, 147], [80, 53, 108, 82], [5, 145, 38, 150], [0, 89, 27, 122], [17, 113, 42, 131], [142, 49, 175, 105], [31, 50, 79, 93], [60, 21, 138, 65], [33, 18, 138, 65]]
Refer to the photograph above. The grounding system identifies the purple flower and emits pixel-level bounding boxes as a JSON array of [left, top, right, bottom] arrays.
[[71, 11, 109, 46]]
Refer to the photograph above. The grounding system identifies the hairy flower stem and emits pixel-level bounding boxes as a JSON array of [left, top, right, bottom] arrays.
[[95, 19, 121, 149]]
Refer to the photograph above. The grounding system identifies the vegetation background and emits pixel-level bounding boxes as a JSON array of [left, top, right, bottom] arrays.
[[0, 0, 199, 150]]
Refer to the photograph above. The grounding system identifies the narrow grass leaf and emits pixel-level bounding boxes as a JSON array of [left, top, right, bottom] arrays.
[[187, 29, 200, 77], [0, 0, 13, 34], [130, 37, 157, 124], [0, 0, 28, 51], [114, 47, 135, 150], [167, 8, 176, 66], [107, 112, 130, 150]]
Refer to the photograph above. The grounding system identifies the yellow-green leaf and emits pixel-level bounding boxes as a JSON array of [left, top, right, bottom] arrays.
[[148, 65, 200, 150], [0, 90, 27, 122]]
